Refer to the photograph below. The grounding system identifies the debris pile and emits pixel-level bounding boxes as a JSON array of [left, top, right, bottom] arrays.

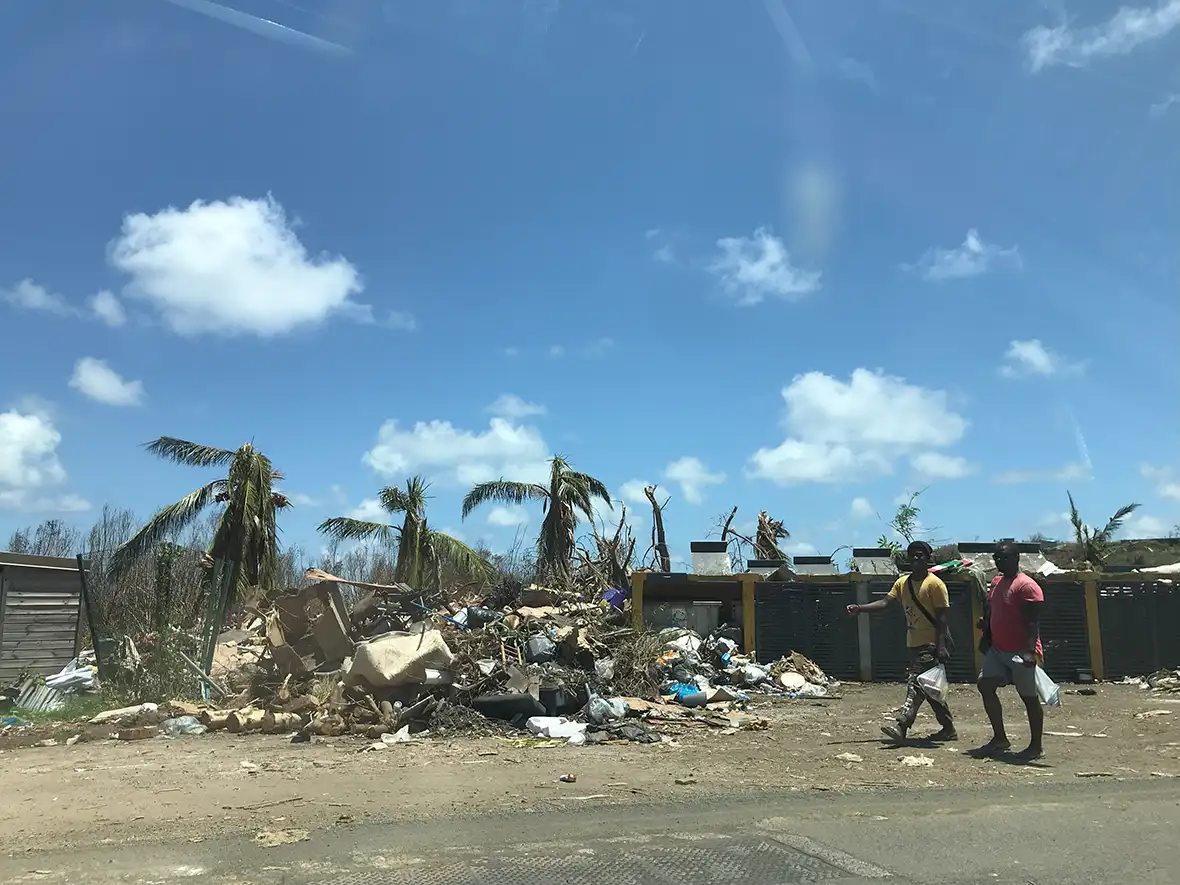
[[183, 568, 840, 747], [1121, 669, 1180, 692]]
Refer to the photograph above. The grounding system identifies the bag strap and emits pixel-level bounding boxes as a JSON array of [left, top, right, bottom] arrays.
[[906, 575, 939, 627]]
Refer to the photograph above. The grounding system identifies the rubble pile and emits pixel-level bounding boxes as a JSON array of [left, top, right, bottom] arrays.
[[2, 568, 839, 748], [1121, 669, 1180, 692]]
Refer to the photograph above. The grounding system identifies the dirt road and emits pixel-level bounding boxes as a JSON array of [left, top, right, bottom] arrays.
[[2, 682, 1177, 852]]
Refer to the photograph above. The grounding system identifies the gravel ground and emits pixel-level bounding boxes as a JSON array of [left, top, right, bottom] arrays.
[[1, 681, 1177, 852]]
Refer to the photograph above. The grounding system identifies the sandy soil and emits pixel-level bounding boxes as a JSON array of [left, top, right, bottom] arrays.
[[2, 682, 1178, 852]]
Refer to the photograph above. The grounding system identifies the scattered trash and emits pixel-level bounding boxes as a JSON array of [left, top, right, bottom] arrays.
[[674, 776, 697, 785], [162, 716, 207, 737], [558, 774, 577, 783], [253, 829, 309, 848], [836, 752, 863, 763], [899, 755, 934, 768], [1134, 709, 1173, 720], [1075, 771, 1115, 778]]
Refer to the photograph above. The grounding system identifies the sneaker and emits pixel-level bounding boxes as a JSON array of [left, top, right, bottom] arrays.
[[929, 727, 958, 742], [881, 723, 907, 742]]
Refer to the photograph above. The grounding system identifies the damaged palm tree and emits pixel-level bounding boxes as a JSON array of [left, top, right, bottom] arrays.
[[318, 476, 492, 591], [643, 485, 672, 572], [110, 438, 290, 613], [1067, 491, 1141, 570], [754, 511, 790, 560], [461, 456, 611, 583], [577, 503, 637, 590]]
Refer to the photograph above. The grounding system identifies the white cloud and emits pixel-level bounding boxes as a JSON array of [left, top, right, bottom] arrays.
[[1000, 339, 1083, 378], [348, 498, 388, 522], [1023, 1, 1180, 72], [709, 227, 821, 305], [993, 461, 1092, 484], [68, 357, 144, 407], [487, 394, 546, 420], [1141, 464, 1180, 500], [286, 492, 319, 507], [363, 417, 550, 486], [1126, 514, 1169, 537], [664, 456, 725, 505], [0, 409, 87, 513], [907, 229, 1021, 281], [911, 451, 974, 479], [850, 497, 874, 520], [619, 479, 653, 505], [748, 368, 969, 485], [547, 345, 565, 358], [487, 505, 529, 527], [108, 195, 411, 337], [786, 541, 818, 556], [88, 290, 127, 327], [1, 279, 76, 317]]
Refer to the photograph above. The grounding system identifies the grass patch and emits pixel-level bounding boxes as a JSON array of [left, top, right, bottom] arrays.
[[10, 692, 115, 725]]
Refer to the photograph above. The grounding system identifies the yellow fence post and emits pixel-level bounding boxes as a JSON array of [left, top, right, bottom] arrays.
[[740, 573, 758, 655], [630, 571, 646, 632], [971, 586, 984, 675], [1084, 579, 1105, 682]]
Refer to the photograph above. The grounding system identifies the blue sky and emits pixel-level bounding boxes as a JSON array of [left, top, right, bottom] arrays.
[[1, 0, 1178, 567]]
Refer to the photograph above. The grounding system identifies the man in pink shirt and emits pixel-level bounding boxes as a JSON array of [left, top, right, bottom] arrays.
[[973, 541, 1045, 761]]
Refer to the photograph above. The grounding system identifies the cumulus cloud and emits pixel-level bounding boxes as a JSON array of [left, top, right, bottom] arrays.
[[1142, 463, 1180, 500], [108, 195, 413, 337], [850, 497, 874, 520], [88, 290, 127, 327], [487, 394, 546, 420], [363, 417, 550, 487], [748, 368, 969, 485], [619, 479, 654, 505], [1126, 514, 1169, 537], [911, 451, 975, 479], [0, 408, 88, 512], [709, 227, 821, 305], [68, 357, 144, 407], [1023, 1, 1180, 72], [664, 457, 725, 505], [349, 498, 389, 522], [487, 505, 529, 527], [1000, 339, 1084, 378], [907, 229, 1021, 281], [1, 279, 76, 317]]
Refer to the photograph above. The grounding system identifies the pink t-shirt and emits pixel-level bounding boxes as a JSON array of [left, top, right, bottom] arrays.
[[988, 574, 1044, 655]]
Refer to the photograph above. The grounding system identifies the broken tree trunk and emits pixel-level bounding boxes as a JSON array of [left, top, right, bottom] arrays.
[[198, 709, 232, 731], [644, 485, 672, 572], [261, 711, 303, 733], [227, 707, 266, 733]]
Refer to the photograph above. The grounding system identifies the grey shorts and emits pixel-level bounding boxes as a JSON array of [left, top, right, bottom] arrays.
[[979, 648, 1038, 698]]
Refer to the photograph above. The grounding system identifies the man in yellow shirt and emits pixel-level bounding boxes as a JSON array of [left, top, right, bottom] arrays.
[[847, 540, 956, 743]]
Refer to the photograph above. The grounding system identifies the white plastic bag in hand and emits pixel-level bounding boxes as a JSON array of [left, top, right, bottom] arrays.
[[1034, 666, 1061, 707], [916, 664, 949, 703]]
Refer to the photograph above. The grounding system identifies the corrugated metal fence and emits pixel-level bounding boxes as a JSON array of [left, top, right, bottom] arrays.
[[0, 554, 85, 683], [754, 577, 1121, 683]]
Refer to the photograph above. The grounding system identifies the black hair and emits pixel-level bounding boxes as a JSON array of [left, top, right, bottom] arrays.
[[906, 540, 933, 558], [995, 540, 1020, 560]]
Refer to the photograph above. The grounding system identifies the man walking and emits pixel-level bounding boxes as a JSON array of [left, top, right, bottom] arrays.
[[973, 541, 1045, 761], [847, 540, 955, 743]]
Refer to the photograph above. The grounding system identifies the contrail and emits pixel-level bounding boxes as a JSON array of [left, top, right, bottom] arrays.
[[161, 0, 352, 57]]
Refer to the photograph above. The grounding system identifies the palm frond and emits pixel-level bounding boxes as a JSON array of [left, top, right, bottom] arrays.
[[572, 472, 612, 508], [461, 480, 546, 519], [317, 517, 399, 544], [1067, 491, 1087, 547], [427, 529, 494, 580], [1097, 502, 1141, 544], [110, 480, 224, 577], [144, 437, 236, 468], [379, 485, 414, 515]]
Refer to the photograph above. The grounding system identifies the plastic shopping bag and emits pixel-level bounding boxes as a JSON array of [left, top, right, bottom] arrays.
[[916, 664, 949, 703], [1035, 666, 1061, 707]]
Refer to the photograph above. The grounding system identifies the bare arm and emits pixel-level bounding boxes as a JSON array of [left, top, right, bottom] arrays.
[[934, 606, 950, 659], [1022, 600, 1042, 664], [847, 596, 896, 616]]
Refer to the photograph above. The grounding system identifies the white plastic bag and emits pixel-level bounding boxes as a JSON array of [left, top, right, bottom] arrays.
[[916, 664, 948, 703], [1035, 666, 1061, 707]]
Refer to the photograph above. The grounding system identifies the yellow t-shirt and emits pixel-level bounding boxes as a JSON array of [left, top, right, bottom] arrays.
[[887, 572, 950, 648]]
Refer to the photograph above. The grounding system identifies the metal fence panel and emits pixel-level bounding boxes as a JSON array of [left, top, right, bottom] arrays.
[[754, 583, 860, 680], [1038, 581, 1091, 682], [1099, 581, 1180, 679]]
